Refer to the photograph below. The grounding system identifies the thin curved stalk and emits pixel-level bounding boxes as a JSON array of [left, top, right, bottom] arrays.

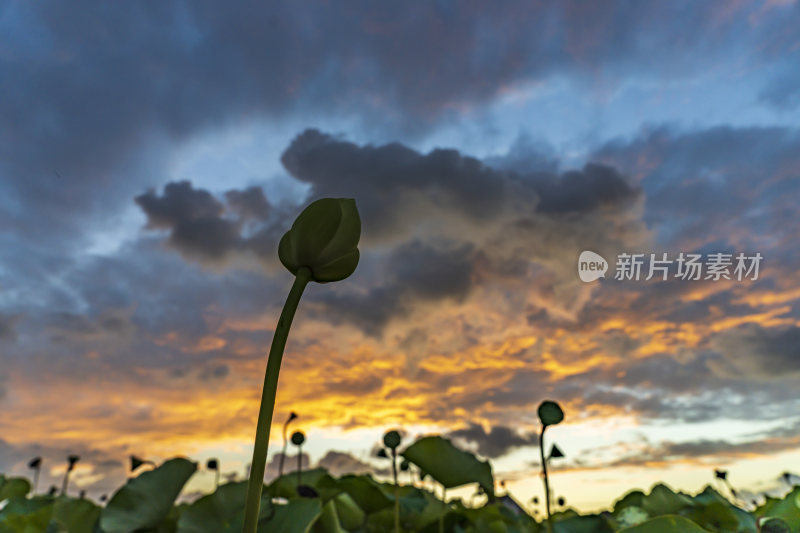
[[540, 427, 552, 533], [392, 449, 399, 533], [279, 421, 290, 478], [297, 444, 302, 487], [242, 267, 311, 533]]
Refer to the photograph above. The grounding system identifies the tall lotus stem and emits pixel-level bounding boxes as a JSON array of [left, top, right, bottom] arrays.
[[28, 457, 42, 494], [242, 197, 361, 533], [278, 412, 298, 478], [383, 430, 402, 533], [207, 459, 220, 490], [537, 400, 564, 533], [291, 431, 305, 487], [61, 455, 80, 496]]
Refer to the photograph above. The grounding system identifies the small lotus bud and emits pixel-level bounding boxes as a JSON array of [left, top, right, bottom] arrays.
[[67, 455, 80, 471], [557, 496, 566, 507], [278, 198, 361, 283], [383, 430, 402, 450], [291, 431, 305, 446], [714, 469, 727, 481], [537, 400, 564, 427], [376, 448, 389, 459], [28, 457, 42, 469], [207, 458, 219, 471], [288, 412, 299, 423], [400, 460, 410, 472]]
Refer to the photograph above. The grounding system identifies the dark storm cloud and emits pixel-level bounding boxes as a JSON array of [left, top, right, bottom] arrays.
[[447, 423, 538, 458], [135, 181, 243, 264], [277, 129, 643, 330], [711, 323, 800, 379], [281, 129, 639, 242], [592, 125, 800, 250], [133, 131, 642, 334], [225, 187, 271, 221], [306, 240, 477, 336], [135, 181, 224, 229]]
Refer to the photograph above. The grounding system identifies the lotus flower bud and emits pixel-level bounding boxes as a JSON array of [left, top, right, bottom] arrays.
[[291, 431, 305, 446], [537, 400, 564, 427], [383, 430, 401, 450], [278, 198, 361, 283]]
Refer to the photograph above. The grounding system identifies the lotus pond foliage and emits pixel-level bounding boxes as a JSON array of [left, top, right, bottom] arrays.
[[1, 428, 799, 533]]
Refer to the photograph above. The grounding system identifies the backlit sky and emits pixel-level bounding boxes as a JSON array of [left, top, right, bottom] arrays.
[[2, 0, 800, 512]]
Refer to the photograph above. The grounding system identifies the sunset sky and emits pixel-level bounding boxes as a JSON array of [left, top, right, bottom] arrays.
[[2, 0, 800, 512]]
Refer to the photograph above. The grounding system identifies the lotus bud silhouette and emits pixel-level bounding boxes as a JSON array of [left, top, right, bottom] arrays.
[[538, 400, 564, 427], [28, 457, 42, 494], [383, 430, 402, 450], [383, 429, 403, 533], [290, 431, 305, 446], [278, 198, 360, 283], [243, 198, 361, 533], [537, 400, 564, 533], [207, 458, 220, 490]]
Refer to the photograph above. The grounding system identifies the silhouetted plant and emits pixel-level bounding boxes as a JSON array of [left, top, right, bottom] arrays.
[[548, 444, 564, 460], [130, 455, 155, 473], [80, 489, 86, 499], [537, 400, 564, 533], [61, 455, 80, 496], [714, 468, 739, 501], [291, 430, 305, 488], [207, 458, 219, 490], [383, 429, 402, 533], [99, 494, 107, 503], [557, 496, 565, 507], [47, 485, 57, 496], [278, 411, 298, 478], [243, 198, 361, 533], [28, 457, 42, 494]]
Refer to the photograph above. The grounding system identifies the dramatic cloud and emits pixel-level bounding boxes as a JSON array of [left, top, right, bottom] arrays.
[[316, 450, 388, 477], [448, 423, 538, 458], [711, 323, 800, 379]]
